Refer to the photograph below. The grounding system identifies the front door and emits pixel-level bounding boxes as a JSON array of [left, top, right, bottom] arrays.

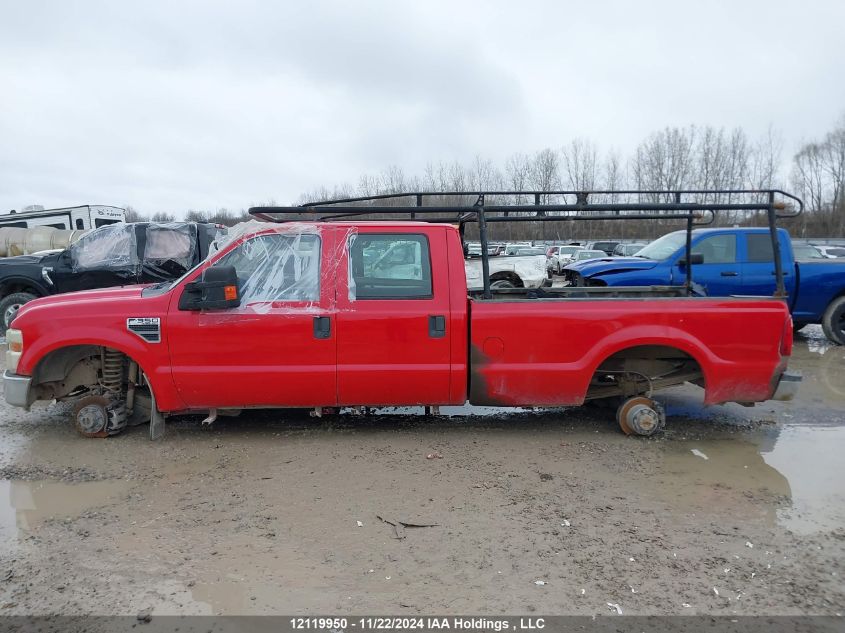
[[677, 233, 740, 296], [166, 229, 337, 409], [50, 223, 141, 293], [335, 228, 452, 406]]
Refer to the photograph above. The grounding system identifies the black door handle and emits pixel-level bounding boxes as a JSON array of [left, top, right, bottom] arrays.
[[428, 315, 446, 338], [313, 316, 331, 339], [771, 271, 789, 276], [720, 271, 739, 277]]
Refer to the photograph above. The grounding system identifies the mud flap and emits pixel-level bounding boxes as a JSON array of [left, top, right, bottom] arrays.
[[149, 391, 165, 441]]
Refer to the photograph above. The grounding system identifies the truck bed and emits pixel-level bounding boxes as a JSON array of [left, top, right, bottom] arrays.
[[468, 295, 790, 407]]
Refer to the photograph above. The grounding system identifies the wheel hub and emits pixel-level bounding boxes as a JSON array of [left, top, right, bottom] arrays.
[[617, 396, 665, 436], [4, 304, 21, 326], [627, 404, 659, 434], [76, 403, 108, 435]]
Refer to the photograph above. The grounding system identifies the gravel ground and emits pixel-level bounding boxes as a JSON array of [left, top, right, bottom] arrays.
[[0, 326, 843, 617]]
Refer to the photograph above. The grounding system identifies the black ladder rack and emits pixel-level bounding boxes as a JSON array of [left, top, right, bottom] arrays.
[[248, 189, 803, 299]]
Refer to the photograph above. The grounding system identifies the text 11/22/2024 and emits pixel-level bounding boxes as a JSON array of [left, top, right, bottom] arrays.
[[289, 617, 546, 631]]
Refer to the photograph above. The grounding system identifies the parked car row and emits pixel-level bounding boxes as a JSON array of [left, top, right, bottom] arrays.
[[545, 242, 648, 275]]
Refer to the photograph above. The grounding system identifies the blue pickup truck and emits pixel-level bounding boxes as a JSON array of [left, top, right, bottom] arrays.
[[561, 227, 845, 344]]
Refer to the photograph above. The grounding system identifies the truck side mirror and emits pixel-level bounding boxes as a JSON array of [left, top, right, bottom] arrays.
[[178, 265, 241, 311], [678, 253, 705, 266]]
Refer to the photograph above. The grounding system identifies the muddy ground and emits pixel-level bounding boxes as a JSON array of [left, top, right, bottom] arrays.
[[0, 327, 843, 617]]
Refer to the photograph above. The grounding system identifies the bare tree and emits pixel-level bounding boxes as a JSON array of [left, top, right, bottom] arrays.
[[792, 142, 828, 214], [124, 205, 147, 222], [561, 139, 599, 191], [528, 148, 561, 216], [631, 126, 697, 197], [283, 115, 845, 239], [822, 116, 845, 222], [603, 150, 624, 191], [469, 155, 502, 192], [750, 125, 784, 190]]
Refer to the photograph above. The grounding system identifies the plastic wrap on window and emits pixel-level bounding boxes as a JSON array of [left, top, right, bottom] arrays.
[[208, 220, 267, 257], [142, 223, 198, 281], [214, 226, 322, 314], [348, 234, 358, 301], [70, 223, 137, 272]]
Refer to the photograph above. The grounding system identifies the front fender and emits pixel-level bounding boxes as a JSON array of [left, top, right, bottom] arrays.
[[10, 283, 181, 406], [17, 325, 183, 412]]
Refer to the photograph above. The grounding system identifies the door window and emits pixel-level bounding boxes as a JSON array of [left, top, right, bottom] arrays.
[[70, 224, 137, 271], [691, 235, 736, 264], [746, 234, 777, 262], [214, 233, 321, 303], [348, 234, 432, 299]]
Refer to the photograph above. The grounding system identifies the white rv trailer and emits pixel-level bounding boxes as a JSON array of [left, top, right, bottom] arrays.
[[0, 205, 125, 231]]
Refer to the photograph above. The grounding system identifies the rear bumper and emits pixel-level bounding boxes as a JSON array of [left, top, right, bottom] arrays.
[[3, 371, 32, 408], [772, 371, 801, 401]]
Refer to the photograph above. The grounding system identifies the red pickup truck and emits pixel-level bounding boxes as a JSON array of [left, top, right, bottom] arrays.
[[4, 213, 798, 439]]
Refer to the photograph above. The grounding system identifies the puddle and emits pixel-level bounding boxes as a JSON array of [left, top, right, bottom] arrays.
[[761, 425, 845, 534], [0, 479, 130, 545], [656, 425, 845, 534], [790, 326, 845, 404]]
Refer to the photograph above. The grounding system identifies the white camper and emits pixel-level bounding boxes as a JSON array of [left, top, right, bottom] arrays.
[[0, 205, 125, 231]]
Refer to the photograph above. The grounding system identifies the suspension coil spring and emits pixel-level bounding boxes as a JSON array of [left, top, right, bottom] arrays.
[[101, 348, 125, 395]]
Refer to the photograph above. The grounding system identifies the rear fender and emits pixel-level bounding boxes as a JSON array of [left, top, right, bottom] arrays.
[[585, 326, 715, 392]]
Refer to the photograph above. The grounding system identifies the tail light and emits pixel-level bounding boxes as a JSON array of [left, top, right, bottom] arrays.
[[780, 317, 793, 356]]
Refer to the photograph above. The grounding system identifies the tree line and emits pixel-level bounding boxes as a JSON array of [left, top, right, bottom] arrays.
[[126, 114, 845, 241]]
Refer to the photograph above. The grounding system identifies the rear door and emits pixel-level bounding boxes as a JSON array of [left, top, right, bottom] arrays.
[[741, 232, 797, 297], [139, 224, 198, 283], [335, 227, 452, 405]]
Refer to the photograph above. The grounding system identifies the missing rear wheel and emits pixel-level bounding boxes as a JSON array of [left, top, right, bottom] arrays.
[[616, 396, 665, 437]]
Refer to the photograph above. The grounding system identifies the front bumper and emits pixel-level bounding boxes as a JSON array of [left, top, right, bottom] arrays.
[[772, 371, 801, 401], [3, 370, 32, 408]]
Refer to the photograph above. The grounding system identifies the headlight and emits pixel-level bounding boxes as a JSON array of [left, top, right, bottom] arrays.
[[6, 328, 22, 373]]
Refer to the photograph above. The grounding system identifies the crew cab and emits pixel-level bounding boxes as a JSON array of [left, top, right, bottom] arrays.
[[561, 227, 845, 343], [4, 219, 798, 440], [0, 222, 223, 330]]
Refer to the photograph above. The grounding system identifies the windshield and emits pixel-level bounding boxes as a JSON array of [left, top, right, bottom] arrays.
[[634, 231, 687, 260], [559, 246, 580, 255]]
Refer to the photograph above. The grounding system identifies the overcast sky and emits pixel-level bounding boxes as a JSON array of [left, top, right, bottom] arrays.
[[1, 0, 843, 216]]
